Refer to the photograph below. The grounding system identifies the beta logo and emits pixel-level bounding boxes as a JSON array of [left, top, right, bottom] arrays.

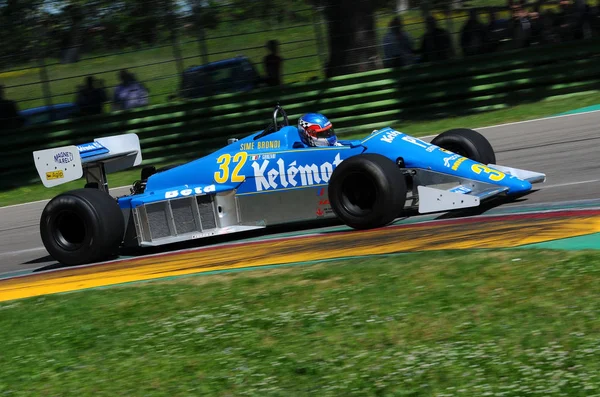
[[165, 185, 216, 198], [380, 130, 402, 143], [252, 154, 343, 192], [54, 151, 74, 164]]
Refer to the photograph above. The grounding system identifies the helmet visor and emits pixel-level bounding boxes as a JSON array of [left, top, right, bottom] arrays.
[[307, 124, 334, 139]]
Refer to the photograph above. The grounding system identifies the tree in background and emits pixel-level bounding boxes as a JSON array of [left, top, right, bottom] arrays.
[[320, 0, 381, 77], [0, 0, 40, 65]]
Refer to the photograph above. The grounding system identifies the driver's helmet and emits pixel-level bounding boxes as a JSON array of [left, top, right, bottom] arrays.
[[298, 113, 337, 147]]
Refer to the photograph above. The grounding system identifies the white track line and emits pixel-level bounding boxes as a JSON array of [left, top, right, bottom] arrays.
[[541, 179, 600, 189], [478, 109, 600, 130], [0, 246, 46, 258], [0, 186, 130, 209]]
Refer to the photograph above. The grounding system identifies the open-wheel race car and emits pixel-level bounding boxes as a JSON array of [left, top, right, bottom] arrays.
[[33, 105, 545, 265]]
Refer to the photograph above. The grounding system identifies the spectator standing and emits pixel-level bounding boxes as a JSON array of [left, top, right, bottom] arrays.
[[420, 16, 454, 63], [75, 76, 107, 116], [263, 40, 283, 87], [112, 70, 149, 111], [0, 85, 24, 130], [483, 10, 511, 53], [508, 0, 534, 48], [460, 9, 487, 56], [539, 10, 562, 44], [382, 16, 416, 67]]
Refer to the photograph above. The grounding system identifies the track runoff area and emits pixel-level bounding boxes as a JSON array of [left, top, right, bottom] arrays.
[[1, 109, 600, 301]]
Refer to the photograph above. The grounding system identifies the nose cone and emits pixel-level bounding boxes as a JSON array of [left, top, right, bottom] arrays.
[[507, 178, 532, 195]]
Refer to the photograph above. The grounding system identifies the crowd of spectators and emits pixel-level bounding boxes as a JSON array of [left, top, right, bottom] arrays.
[[2, 0, 598, 131], [382, 0, 600, 66]]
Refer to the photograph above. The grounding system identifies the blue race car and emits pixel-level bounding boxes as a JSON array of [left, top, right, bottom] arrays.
[[33, 104, 545, 265]]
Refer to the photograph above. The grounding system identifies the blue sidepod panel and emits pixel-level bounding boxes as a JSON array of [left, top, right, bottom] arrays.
[[119, 126, 532, 209], [123, 126, 364, 208]]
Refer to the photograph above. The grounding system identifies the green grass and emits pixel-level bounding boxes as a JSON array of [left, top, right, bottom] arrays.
[[1, 250, 600, 395], [1, 90, 598, 208]]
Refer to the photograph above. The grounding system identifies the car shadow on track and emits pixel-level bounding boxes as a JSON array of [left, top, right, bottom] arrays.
[[27, 194, 536, 274], [31, 218, 346, 273]]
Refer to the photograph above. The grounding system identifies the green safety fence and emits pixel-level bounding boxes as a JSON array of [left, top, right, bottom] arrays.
[[2, 38, 600, 190]]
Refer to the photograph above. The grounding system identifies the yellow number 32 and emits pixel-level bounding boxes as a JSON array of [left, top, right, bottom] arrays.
[[214, 152, 248, 184], [471, 164, 505, 182]]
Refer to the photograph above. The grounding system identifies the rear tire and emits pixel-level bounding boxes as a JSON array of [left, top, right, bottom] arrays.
[[328, 154, 407, 230], [431, 128, 496, 165], [40, 188, 124, 266]]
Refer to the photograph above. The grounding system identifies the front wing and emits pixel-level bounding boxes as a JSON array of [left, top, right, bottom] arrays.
[[414, 164, 545, 214]]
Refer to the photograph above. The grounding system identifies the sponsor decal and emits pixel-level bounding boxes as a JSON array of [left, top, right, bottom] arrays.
[[240, 140, 281, 151], [316, 187, 326, 196], [443, 154, 467, 170], [53, 151, 74, 164], [316, 207, 334, 217], [46, 170, 64, 180], [319, 199, 330, 205], [165, 185, 216, 199], [250, 154, 276, 161], [452, 157, 467, 171], [426, 145, 438, 152], [380, 130, 402, 143], [252, 154, 343, 192], [77, 142, 105, 152], [443, 154, 461, 168], [449, 185, 472, 194]]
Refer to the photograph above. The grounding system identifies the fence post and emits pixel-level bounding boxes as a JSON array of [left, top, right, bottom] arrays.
[[37, 59, 54, 111], [171, 27, 185, 77], [37, 17, 54, 118], [312, 6, 327, 78], [193, 1, 212, 95], [194, 1, 210, 66]]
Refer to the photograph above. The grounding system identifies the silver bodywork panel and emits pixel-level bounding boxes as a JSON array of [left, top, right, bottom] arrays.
[[125, 165, 541, 247], [129, 186, 335, 247]]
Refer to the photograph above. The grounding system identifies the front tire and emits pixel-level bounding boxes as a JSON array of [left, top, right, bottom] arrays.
[[431, 128, 496, 165], [40, 188, 125, 266], [328, 154, 407, 230]]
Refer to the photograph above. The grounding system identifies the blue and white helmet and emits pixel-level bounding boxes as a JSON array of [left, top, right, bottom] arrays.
[[298, 113, 337, 147]]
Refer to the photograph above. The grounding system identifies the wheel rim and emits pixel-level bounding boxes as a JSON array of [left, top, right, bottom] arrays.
[[53, 210, 87, 251], [339, 172, 377, 216]]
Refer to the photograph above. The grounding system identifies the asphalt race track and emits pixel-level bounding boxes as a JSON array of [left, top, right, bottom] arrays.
[[1, 110, 599, 275]]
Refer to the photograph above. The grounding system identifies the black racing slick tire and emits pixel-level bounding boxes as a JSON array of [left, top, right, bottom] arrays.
[[431, 128, 496, 165], [40, 188, 125, 266], [328, 154, 407, 230]]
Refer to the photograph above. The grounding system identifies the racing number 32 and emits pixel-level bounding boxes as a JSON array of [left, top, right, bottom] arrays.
[[471, 164, 505, 182], [214, 152, 248, 183]]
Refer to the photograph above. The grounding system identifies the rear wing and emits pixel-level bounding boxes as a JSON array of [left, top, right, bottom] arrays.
[[33, 133, 142, 190]]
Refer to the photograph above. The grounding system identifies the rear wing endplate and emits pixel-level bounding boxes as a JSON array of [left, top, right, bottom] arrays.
[[33, 133, 142, 189]]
